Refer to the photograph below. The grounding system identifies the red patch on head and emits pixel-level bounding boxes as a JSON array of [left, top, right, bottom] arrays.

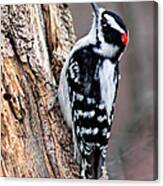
[[122, 33, 129, 45]]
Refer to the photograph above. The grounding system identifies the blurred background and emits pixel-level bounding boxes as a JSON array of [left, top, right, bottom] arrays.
[[69, 1, 157, 180]]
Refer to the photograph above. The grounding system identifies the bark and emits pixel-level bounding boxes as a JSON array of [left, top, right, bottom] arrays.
[[0, 4, 79, 178]]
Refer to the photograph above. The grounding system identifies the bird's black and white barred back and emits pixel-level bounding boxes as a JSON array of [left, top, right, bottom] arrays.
[[58, 3, 129, 179]]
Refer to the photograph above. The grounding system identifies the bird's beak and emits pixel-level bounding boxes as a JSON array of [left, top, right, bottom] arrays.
[[91, 3, 100, 17]]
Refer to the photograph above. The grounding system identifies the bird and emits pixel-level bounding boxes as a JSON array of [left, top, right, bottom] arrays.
[[58, 2, 129, 179]]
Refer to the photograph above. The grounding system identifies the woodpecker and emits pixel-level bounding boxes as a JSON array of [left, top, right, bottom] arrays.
[[58, 3, 129, 179]]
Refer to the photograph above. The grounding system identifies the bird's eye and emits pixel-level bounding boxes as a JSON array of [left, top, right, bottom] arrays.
[[102, 17, 109, 29], [103, 23, 107, 27]]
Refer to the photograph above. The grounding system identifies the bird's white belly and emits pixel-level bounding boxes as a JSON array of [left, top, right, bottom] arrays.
[[99, 59, 117, 125]]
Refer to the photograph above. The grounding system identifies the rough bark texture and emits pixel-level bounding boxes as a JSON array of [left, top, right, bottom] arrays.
[[1, 4, 79, 178]]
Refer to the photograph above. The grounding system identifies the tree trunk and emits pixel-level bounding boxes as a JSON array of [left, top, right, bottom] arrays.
[[1, 4, 79, 178]]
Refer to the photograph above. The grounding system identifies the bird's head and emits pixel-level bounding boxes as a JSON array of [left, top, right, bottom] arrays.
[[91, 3, 129, 60]]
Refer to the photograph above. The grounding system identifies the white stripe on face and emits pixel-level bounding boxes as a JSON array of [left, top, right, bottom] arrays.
[[104, 14, 125, 34]]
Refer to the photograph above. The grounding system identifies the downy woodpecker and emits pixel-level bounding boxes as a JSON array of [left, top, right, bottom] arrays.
[[58, 3, 129, 179]]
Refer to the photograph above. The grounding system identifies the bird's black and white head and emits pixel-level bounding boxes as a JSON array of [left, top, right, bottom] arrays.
[[90, 3, 129, 60]]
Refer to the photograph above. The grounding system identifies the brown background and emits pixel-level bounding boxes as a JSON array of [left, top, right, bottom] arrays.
[[69, 1, 157, 180]]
